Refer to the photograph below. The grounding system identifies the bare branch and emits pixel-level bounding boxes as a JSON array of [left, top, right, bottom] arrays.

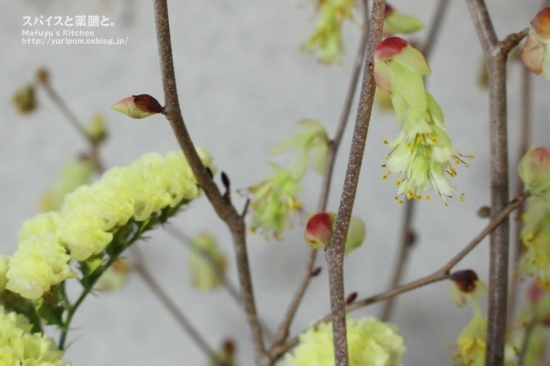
[[270, 0, 371, 348], [464, 1, 527, 364], [152, 1, 269, 364], [326, 0, 386, 364]]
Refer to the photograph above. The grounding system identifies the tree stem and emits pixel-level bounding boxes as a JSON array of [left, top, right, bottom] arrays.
[[152, 1, 269, 364], [326, 1, 386, 364]]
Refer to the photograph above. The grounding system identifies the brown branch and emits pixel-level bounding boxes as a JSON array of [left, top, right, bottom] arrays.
[[325, 0, 386, 364], [270, 0, 371, 349], [39, 78, 105, 173], [422, 0, 451, 60], [381, 200, 415, 321], [464, 1, 526, 363], [132, 247, 220, 363], [271, 194, 526, 359], [40, 82, 89, 142], [152, 1, 269, 364]]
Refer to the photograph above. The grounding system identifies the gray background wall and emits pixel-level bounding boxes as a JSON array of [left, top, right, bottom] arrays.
[[1, 0, 549, 365]]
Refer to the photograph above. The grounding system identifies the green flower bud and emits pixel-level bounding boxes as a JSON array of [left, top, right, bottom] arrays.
[[12, 83, 37, 114]]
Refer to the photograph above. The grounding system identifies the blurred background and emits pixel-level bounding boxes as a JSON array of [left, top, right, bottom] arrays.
[[1, 0, 550, 364]]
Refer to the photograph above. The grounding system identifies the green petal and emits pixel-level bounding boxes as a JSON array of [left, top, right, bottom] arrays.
[[310, 141, 329, 175], [269, 134, 304, 155], [392, 46, 431, 75], [289, 147, 309, 181], [391, 62, 427, 111], [384, 13, 424, 34]]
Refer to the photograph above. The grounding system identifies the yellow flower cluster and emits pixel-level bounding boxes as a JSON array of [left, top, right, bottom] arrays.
[[6, 149, 214, 300], [0, 307, 68, 365], [282, 317, 405, 366]]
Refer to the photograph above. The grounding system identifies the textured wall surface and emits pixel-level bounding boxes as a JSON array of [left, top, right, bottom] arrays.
[[1, 0, 549, 365]]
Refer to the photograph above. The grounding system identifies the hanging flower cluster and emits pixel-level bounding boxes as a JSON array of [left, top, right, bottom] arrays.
[[245, 163, 304, 240], [6, 148, 215, 300], [448, 270, 517, 365], [374, 37, 471, 205], [303, 0, 356, 64], [518, 147, 550, 289], [282, 317, 405, 366]]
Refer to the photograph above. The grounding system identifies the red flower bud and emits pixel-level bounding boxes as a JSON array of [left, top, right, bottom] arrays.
[[532, 8, 550, 39], [450, 270, 478, 293], [111, 94, 164, 119], [374, 37, 408, 61], [518, 146, 550, 193], [528, 281, 545, 304], [132, 94, 164, 114], [346, 292, 358, 304], [305, 212, 334, 249]]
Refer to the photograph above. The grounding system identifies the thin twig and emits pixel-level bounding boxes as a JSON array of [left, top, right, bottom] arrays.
[[326, 0, 386, 364], [40, 80, 106, 173], [165, 225, 274, 340], [40, 82, 89, 141], [270, 194, 526, 359], [507, 64, 532, 324], [270, 0, 370, 349], [422, 0, 451, 59], [464, 2, 527, 363], [132, 247, 220, 363], [381, 200, 415, 321], [153, 1, 269, 364], [381, 0, 451, 321]]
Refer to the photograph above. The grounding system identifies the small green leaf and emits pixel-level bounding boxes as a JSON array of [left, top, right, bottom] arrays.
[[36, 298, 64, 327]]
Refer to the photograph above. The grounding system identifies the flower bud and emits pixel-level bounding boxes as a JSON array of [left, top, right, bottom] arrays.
[[528, 280, 545, 304], [346, 292, 358, 304], [311, 266, 322, 276], [305, 212, 334, 249], [344, 216, 366, 255], [86, 114, 108, 145], [451, 270, 478, 293], [12, 83, 37, 114], [532, 8, 550, 39], [518, 146, 550, 194], [36, 67, 49, 84], [449, 269, 486, 308], [374, 37, 409, 61], [208, 339, 236, 366], [477, 206, 491, 218], [111, 94, 164, 119], [521, 34, 544, 75]]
